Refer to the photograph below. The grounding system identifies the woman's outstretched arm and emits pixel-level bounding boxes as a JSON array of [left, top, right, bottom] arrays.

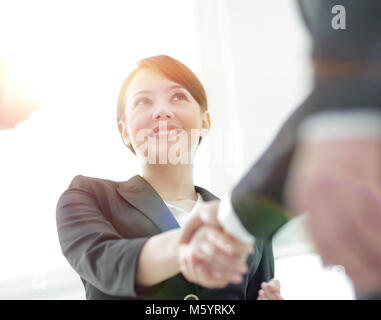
[[137, 224, 252, 288], [135, 228, 182, 286]]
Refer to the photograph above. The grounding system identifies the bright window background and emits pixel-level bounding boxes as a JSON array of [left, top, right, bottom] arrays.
[[0, 0, 354, 299]]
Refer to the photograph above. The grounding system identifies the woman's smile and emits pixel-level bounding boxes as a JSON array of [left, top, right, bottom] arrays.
[[150, 129, 184, 138], [148, 124, 184, 139]]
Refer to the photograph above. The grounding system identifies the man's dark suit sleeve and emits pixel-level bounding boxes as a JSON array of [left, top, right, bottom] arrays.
[[56, 176, 150, 298], [230, 105, 302, 239], [230, 80, 381, 240]]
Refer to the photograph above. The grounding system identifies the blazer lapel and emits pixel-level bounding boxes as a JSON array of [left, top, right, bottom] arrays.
[[195, 185, 219, 201], [117, 175, 180, 232], [117, 175, 220, 233]]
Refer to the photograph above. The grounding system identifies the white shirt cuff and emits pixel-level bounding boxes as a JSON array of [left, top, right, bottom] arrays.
[[298, 109, 381, 142], [217, 195, 255, 244]]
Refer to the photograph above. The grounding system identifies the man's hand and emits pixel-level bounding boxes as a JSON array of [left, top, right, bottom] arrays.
[[178, 200, 254, 289], [285, 139, 381, 293], [179, 200, 221, 244], [178, 224, 252, 288]]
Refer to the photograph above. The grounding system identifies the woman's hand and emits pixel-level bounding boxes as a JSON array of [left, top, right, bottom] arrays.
[[178, 224, 253, 289], [257, 279, 283, 300]]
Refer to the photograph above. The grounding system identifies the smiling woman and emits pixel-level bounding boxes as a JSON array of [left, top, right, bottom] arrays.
[[55, 55, 275, 300], [116, 55, 209, 163]]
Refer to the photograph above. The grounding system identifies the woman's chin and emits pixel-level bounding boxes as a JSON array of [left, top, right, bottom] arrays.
[[139, 147, 192, 165]]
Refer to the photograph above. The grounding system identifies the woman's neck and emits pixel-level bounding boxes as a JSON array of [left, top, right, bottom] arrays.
[[141, 164, 197, 201]]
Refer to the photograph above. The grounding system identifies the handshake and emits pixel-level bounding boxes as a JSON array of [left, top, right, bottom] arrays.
[[177, 200, 282, 300]]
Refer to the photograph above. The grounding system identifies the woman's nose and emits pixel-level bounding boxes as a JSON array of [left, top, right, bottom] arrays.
[[152, 105, 174, 120]]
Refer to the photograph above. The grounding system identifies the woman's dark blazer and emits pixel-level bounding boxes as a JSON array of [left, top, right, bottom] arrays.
[[56, 174, 274, 300]]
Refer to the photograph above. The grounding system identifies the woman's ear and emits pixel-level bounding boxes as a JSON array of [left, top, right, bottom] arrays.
[[118, 120, 131, 146], [118, 120, 136, 155], [200, 111, 211, 138]]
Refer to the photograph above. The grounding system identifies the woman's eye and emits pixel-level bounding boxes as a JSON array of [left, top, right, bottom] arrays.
[[136, 97, 151, 106], [172, 93, 187, 102]]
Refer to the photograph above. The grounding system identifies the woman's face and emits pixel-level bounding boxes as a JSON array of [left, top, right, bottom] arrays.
[[119, 68, 210, 164]]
